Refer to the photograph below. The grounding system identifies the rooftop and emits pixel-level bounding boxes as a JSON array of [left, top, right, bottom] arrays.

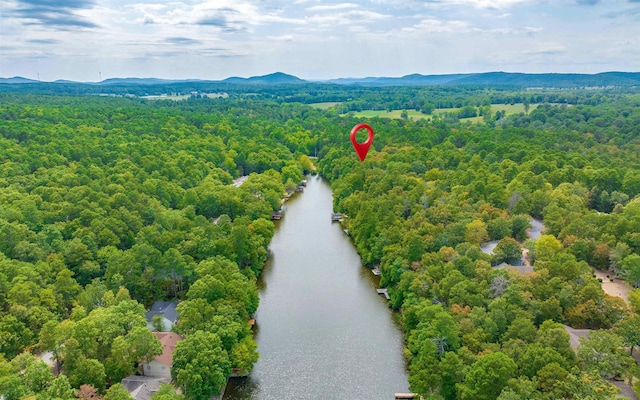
[[145, 301, 179, 325], [153, 331, 183, 366]]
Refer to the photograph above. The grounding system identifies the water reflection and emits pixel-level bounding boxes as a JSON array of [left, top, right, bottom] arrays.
[[224, 175, 408, 400]]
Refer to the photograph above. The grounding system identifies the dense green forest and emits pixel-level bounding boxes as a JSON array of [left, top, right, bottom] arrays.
[[0, 86, 639, 399], [319, 93, 640, 399], [0, 95, 313, 399]]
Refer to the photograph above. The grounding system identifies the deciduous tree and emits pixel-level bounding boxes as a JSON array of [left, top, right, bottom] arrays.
[[464, 219, 489, 246], [150, 384, 185, 400], [172, 331, 231, 399], [493, 238, 522, 265], [103, 383, 132, 400], [458, 352, 517, 400], [615, 315, 640, 356], [577, 331, 635, 380]]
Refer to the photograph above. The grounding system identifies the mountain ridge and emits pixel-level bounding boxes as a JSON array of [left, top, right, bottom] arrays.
[[223, 72, 305, 84], [1, 71, 640, 88], [0, 76, 40, 84]]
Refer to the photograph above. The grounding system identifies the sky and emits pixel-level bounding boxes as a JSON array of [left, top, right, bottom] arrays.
[[1, 0, 639, 81]]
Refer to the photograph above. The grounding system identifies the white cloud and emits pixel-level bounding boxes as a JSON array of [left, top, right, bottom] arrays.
[[522, 45, 567, 55], [2, 0, 638, 80], [305, 9, 390, 26], [417, 0, 532, 9], [267, 34, 294, 41], [402, 18, 471, 33], [121, 0, 304, 28], [307, 3, 359, 11], [461, 0, 531, 8]]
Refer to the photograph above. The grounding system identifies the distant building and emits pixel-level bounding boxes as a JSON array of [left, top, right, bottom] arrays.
[[143, 332, 183, 379], [145, 301, 178, 332]]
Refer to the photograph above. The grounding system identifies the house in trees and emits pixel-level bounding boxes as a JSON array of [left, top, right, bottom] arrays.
[[145, 301, 179, 332], [121, 332, 181, 400], [121, 375, 169, 400], [495, 261, 533, 275], [143, 332, 183, 379]]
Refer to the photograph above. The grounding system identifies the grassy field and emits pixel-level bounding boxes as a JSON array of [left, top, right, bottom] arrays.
[[141, 94, 192, 101], [434, 103, 537, 116], [308, 102, 342, 110], [341, 109, 432, 120], [492, 103, 538, 114], [345, 103, 538, 123], [141, 93, 229, 101], [460, 116, 484, 124]]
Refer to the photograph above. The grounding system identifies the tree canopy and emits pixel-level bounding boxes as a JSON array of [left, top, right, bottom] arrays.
[[1, 85, 640, 399]]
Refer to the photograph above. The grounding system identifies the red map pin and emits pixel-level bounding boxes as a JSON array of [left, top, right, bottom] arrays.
[[350, 123, 374, 162]]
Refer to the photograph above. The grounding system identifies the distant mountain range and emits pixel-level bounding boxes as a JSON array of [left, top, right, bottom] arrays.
[[0, 76, 40, 84], [2, 71, 640, 88], [0, 72, 306, 86], [222, 72, 306, 85], [322, 72, 640, 87], [99, 77, 205, 85], [324, 73, 475, 86]]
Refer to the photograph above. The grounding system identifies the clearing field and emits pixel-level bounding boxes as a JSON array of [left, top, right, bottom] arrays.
[[141, 94, 192, 101], [593, 269, 633, 305], [461, 116, 484, 124], [345, 103, 538, 122], [434, 103, 538, 116], [141, 93, 228, 101], [344, 109, 432, 120], [431, 107, 480, 122], [492, 103, 539, 114], [308, 102, 342, 110]]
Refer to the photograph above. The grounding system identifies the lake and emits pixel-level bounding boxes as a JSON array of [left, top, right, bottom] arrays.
[[224, 175, 409, 400]]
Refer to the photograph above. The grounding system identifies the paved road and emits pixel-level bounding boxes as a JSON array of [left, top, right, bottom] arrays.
[[232, 176, 248, 188], [562, 324, 591, 352]]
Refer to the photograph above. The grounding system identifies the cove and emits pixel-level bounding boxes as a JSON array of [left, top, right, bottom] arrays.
[[224, 175, 409, 399]]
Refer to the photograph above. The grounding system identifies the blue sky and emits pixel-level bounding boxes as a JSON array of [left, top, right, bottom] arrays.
[[1, 0, 639, 81]]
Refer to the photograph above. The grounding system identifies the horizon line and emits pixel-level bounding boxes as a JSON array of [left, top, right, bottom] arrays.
[[2, 70, 640, 84]]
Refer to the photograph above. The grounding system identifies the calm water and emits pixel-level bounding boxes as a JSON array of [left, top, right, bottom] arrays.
[[224, 175, 409, 400]]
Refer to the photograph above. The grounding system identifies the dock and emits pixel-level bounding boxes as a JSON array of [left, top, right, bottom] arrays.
[[395, 394, 419, 400], [231, 368, 248, 377], [377, 288, 390, 300]]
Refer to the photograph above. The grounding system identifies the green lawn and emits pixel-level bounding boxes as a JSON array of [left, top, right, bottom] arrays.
[[460, 116, 484, 124], [492, 103, 539, 114]]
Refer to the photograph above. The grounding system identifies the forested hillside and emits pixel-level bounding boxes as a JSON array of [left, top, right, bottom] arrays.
[[0, 95, 314, 399], [0, 88, 639, 399], [319, 94, 640, 399]]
